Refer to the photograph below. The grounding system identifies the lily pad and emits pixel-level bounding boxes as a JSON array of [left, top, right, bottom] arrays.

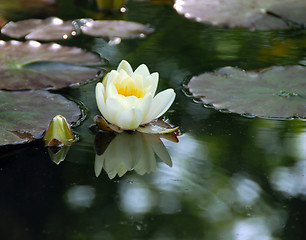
[[0, 90, 81, 146], [188, 65, 306, 119], [137, 120, 180, 135], [174, 0, 306, 30], [80, 20, 153, 38], [1, 17, 76, 40], [1, 18, 153, 40], [0, 40, 100, 90]]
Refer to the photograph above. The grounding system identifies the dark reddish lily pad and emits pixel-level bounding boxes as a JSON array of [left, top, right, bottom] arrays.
[[174, 0, 306, 30], [0, 90, 81, 146], [80, 20, 153, 38], [1, 17, 76, 40], [0, 40, 100, 90], [188, 65, 306, 119]]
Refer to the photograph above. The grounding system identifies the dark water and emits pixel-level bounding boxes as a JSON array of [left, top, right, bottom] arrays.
[[1, 0, 306, 239]]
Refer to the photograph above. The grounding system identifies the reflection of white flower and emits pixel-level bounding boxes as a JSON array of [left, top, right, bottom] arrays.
[[96, 60, 175, 130], [95, 132, 172, 179]]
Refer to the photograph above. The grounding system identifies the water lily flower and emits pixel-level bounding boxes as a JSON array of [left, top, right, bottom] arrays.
[[94, 132, 172, 179], [96, 60, 176, 130]]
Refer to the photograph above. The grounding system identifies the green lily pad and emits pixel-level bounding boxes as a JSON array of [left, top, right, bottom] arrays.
[[174, 0, 306, 30], [0, 40, 100, 90], [137, 120, 180, 135], [0, 90, 81, 146], [1, 17, 76, 40], [188, 65, 306, 119], [1, 18, 153, 40]]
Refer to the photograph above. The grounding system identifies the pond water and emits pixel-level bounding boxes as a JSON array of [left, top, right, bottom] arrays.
[[1, 0, 306, 239]]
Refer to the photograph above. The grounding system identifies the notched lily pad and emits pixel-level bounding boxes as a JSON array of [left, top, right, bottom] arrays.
[[0, 90, 81, 146], [1, 17, 153, 40], [0, 40, 100, 90], [188, 65, 306, 119], [174, 0, 306, 30]]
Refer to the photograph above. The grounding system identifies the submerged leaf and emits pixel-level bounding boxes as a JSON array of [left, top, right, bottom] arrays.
[[188, 65, 306, 119], [0, 40, 100, 90], [174, 0, 306, 30], [0, 90, 81, 146]]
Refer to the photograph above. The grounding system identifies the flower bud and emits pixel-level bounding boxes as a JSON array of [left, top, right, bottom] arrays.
[[43, 115, 75, 147]]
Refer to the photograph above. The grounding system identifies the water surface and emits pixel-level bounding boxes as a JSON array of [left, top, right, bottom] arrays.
[[1, 0, 306, 239]]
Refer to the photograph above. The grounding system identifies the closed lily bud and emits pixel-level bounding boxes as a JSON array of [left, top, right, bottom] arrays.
[[43, 115, 75, 147]]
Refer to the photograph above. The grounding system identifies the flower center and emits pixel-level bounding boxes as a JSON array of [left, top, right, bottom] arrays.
[[115, 77, 144, 98]]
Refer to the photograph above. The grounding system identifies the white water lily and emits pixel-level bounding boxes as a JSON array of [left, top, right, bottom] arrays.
[[96, 60, 176, 130]]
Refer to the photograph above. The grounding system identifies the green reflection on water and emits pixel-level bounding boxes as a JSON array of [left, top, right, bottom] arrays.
[[1, 0, 306, 239]]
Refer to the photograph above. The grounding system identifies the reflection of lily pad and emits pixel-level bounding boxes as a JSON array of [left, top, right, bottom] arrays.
[[174, 0, 306, 30], [0, 40, 100, 90], [188, 65, 306, 119], [1, 17, 76, 40], [0, 90, 81, 146], [1, 18, 153, 40], [0, 0, 56, 18]]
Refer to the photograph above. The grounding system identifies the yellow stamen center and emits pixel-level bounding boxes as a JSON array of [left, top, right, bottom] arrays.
[[114, 77, 144, 98]]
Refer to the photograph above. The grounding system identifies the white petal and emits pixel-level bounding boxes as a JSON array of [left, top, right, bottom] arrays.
[[105, 82, 119, 99], [142, 89, 176, 124], [116, 107, 143, 130], [120, 95, 138, 107], [104, 70, 118, 86], [117, 69, 131, 81], [105, 97, 125, 124], [135, 134, 156, 175], [133, 74, 144, 90], [117, 60, 133, 76], [96, 83, 111, 120], [133, 64, 150, 78], [94, 154, 105, 177], [136, 93, 154, 124], [148, 72, 159, 96], [149, 135, 172, 167], [117, 164, 129, 177]]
